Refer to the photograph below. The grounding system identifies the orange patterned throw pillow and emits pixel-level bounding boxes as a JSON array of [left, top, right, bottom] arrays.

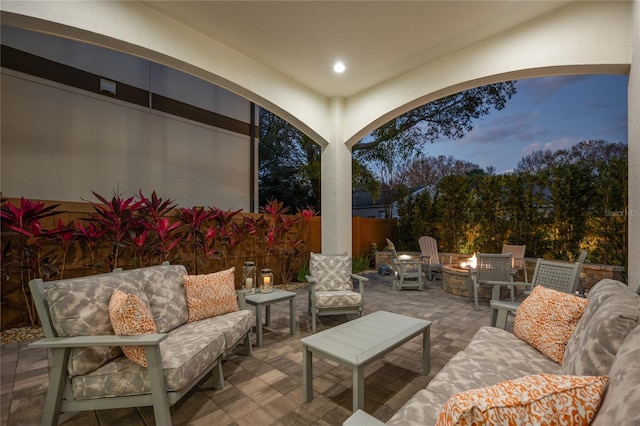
[[436, 374, 608, 426], [182, 267, 239, 322], [514, 286, 588, 363], [108, 289, 157, 368]]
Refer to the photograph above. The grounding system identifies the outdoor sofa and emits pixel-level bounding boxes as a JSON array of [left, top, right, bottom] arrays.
[[29, 263, 253, 426], [345, 279, 640, 425]]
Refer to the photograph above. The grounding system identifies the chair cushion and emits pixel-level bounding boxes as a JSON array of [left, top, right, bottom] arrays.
[[108, 289, 158, 367], [135, 264, 189, 333], [309, 253, 352, 291], [70, 323, 227, 399], [45, 271, 149, 377], [182, 267, 239, 322], [197, 309, 253, 350], [562, 279, 640, 376], [315, 290, 362, 309], [435, 374, 607, 426], [514, 286, 588, 363]]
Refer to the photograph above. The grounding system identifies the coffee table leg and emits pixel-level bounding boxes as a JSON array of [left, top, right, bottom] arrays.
[[289, 297, 296, 335], [353, 365, 365, 412], [423, 326, 430, 374], [303, 345, 313, 402], [255, 305, 263, 347]]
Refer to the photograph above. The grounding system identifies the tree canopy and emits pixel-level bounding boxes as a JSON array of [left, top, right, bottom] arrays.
[[259, 81, 517, 212]]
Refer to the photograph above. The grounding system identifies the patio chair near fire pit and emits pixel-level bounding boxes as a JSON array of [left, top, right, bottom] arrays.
[[306, 252, 368, 333], [468, 253, 513, 311], [418, 236, 443, 281], [489, 251, 587, 328], [386, 239, 425, 291]]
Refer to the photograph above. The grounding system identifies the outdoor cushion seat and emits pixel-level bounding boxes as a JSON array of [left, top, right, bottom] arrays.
[[197, 309, 254, 352], [71, 326, 227, 399], [307, 252, 368, 333], [314, 290, 363, 309]]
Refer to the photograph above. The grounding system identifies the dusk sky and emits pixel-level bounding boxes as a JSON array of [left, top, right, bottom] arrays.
[[424, 74, 629, 174]]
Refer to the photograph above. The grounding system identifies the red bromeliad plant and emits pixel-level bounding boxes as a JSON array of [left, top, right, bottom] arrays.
[[86, 192, 143, 270], [150, 217, 182, 264], [137, 191, 182, 264], [76, 222, 106, 274], [209, 207, 243, 268], [48, 219, 76, 278], [259, 199, 316, 284], [176, 206, 218, 273], [0, 197, 60, 326]]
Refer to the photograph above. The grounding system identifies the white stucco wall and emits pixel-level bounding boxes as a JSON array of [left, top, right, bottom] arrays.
[[628, 0, 639, 293]]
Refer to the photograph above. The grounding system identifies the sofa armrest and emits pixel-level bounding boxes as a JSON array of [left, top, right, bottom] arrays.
[[29, 334, 168, 349], [343, 409, 386, 425], [236, 290, 247, 310]]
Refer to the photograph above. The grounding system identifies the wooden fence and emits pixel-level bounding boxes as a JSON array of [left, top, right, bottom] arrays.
[[1, 198, 396, 329]]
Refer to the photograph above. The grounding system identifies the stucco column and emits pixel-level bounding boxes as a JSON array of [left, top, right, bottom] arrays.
[[628, 0, 640, 294], [321, 97, 352, 255]]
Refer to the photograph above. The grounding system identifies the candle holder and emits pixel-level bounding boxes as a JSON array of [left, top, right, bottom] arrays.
[[241, 262, 256, 294], [260, 268, 274, 293]]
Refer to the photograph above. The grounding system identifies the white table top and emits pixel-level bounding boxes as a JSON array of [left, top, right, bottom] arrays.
[[244, 288, 296, 305], [301, 311, 431, 366]]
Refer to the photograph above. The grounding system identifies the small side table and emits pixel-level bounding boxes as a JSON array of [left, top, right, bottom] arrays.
[[245, 289, 296, 347]]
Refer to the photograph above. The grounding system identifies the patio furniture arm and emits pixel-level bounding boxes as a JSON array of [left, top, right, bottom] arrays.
[[351, 274, 369, 294], [236, 290, 247, 310], [486, 280, 520, 301], [29, 333, 168, 349], [342, 409, 386, 426]]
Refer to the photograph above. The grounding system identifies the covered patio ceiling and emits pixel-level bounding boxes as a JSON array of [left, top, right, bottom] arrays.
[[142, 1, 572, 98]]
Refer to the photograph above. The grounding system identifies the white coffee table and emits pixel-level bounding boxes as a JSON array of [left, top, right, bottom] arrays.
[[245, 289, 296, 347], [301, 310, 431, 412]]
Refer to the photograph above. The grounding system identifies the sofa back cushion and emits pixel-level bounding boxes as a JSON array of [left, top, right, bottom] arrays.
[[591, 323, 640, 426], [514, 286, 588, 364], [182, 267, 239, 322], [135, 264, 189, 333], [562, 279, 640, 376], [45, 271, 150, 377]]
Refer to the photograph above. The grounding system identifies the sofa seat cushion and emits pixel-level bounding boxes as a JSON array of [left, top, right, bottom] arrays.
[[386, 389, 450, 426], [135, 264, 189, 333], [562, 279, 640, 376], [425, 350, 560, 400], [45, 272, 150, 377], [70, 324, 226, 400], [463, 326, 561, 373], [592, 324, 640, 426], [197, 309, 253, 350], [315, 290, 362, 308]]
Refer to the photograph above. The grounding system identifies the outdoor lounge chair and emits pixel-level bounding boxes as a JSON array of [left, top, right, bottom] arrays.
[[306, 252, 368, 333], [418, 236, 443, 281], [502, 244, 528, 298], [386, 239, 425, 291], [468, 253, 513, 311], [489, 251, 587, 328]]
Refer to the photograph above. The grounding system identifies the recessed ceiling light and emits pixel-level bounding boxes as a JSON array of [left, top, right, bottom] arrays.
[[333, 61, 346, 73]]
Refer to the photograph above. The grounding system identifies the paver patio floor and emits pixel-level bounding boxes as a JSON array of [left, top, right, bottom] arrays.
[[1, 271, 505, 425]]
